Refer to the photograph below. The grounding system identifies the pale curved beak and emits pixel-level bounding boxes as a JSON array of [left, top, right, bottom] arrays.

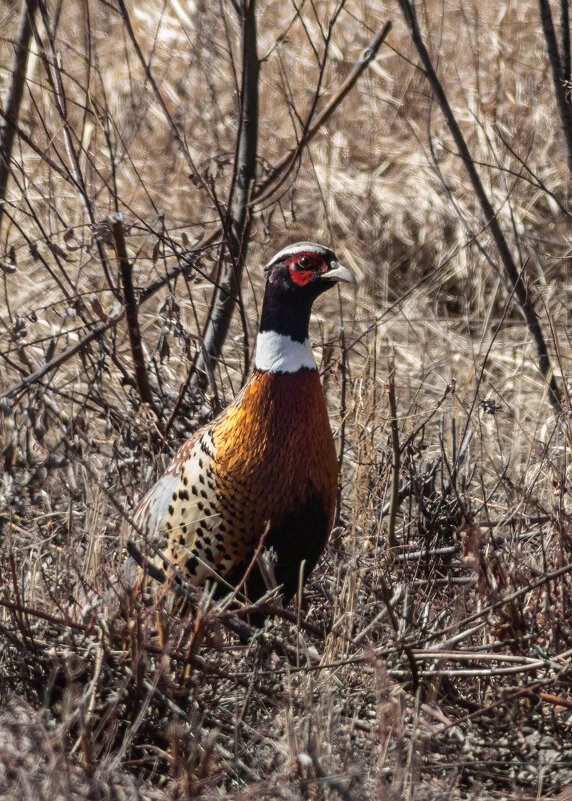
[[322, 261, 358, 286]]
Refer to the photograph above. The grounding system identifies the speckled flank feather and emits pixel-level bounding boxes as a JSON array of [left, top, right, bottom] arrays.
[[133, 428, 222, 584], [133, 367, 337, 599]]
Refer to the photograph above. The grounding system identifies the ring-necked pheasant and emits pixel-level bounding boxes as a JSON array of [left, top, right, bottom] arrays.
[[132, 242, 356, 610]]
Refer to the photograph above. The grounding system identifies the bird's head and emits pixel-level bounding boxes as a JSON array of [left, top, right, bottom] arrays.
[[260, 242, 357, 344]]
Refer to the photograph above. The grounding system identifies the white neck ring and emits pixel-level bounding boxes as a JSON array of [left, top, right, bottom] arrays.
[[254, 330, 317, 373]]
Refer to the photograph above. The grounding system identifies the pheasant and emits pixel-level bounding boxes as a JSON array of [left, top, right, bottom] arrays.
[[132, 242, 356, 610]]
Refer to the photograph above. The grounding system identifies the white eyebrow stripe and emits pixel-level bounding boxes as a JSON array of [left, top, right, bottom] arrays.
[[264, 242, 331, 270]]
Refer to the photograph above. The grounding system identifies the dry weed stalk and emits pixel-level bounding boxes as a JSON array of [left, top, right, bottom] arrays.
[[386, 346, 400, 550]]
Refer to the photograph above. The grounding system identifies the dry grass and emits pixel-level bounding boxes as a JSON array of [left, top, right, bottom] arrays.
[[2, 0, 572, 798]]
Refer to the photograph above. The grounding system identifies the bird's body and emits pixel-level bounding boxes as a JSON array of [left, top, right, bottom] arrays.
[[133, 242, 356, 608]]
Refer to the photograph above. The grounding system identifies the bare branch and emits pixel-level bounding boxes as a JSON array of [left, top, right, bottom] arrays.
[[254, 20, 392, 206], [32, 0, 115, 293], [191, 0, 259, 394], [396, 0, 561, 412], [108, 213, 157, 413], [561, 0, 571, 82], [386, 348, 400, 550], [114, 0, 200, 181], [0, 0, 39, 232], [538, 0, 572, 181], [0, 310, 123, 402]]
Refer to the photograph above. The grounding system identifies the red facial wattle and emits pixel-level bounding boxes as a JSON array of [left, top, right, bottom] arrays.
[[289, 268, 313, 286], [286, 252, 326, 286]]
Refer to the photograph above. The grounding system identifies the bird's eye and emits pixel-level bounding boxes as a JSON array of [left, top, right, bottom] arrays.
[[297, 255, 312, 269]]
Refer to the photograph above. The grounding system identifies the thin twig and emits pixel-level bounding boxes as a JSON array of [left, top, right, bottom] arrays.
[[253, 20, 392, 206], [113, 0, 200, 180], [107, 213, 156, 412], [386, 347, 400, 550], [403, 556, 572, 650], [396, 0, 561, 412], [0, 310, 123, 402], [335, 328, 348, 525], [33, 1, 114, 293]]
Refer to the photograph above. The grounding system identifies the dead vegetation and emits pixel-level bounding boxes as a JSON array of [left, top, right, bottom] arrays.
[[1, 0, 572, 798]]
